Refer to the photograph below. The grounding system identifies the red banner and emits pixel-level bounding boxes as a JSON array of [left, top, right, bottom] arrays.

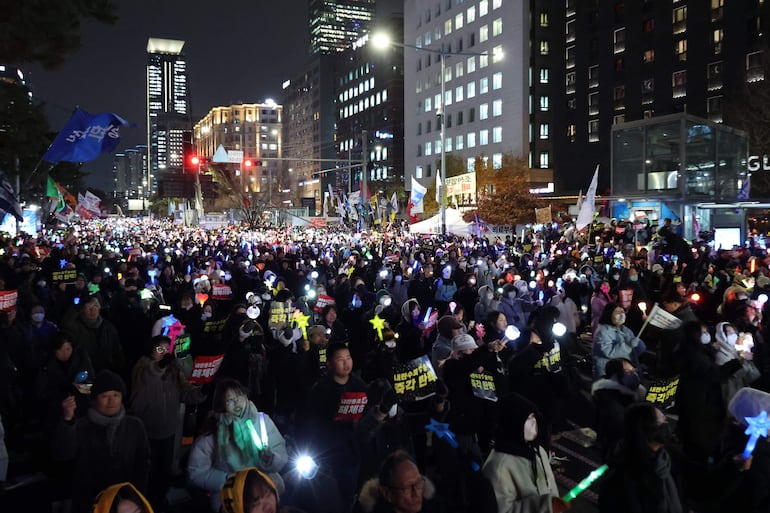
[[212, 283, 233, 300], [188, 354, 224, 384], [0, 290, 18, 312], [313, 294, 336, 313]]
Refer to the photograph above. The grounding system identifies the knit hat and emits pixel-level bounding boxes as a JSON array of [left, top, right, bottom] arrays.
[[451, 333, 477, 353], [220, 468, 278, 513], [91, 369, 126, 397], [92, 482, 154, 513], [437, 315, 463, 337]]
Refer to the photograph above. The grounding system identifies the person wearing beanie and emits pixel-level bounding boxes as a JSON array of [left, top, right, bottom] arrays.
[[129, 335, 206, 506], [431, 315, 464, 368], [52, 369, 150, 513], [61, 295, 126, 375], [92, 482, 154, 513], [482, 394, 566, 513], [188, 378, 288, 512], [220, 468, 279, 513], [498, 281, 539, 334]]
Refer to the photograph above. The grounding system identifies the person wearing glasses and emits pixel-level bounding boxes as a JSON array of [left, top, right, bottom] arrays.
[[356, 450, 442, 513], [188, 378, 288, 512], [128, 335, 206, 507]]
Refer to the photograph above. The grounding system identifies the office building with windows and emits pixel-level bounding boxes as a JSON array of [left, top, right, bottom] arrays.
[[404, 0, 554, 194], [554, 0, 767, 193], [146, 38, 191, 198], [112, 145, 148, 206], [310, 0, 376, 55], [193, 102, 283, 202], [336, 17, 405, 203]]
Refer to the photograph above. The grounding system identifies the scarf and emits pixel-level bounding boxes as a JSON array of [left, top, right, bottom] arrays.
[[87, 406, 125, 455], [652, 449, 682, 513], [215, 400, 262, 471]]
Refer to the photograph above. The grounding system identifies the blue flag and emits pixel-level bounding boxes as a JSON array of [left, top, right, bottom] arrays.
[[737, 176, 751, 200], [43, 108, 129, 163], [0, 170, 22, 221]]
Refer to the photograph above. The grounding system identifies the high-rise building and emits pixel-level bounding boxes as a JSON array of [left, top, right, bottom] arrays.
[[404, 0, 553, 195], [553, 1, 769, 193], [193, 102, 283, 203], [146, 38, 191, 198], [309, 0, 376, 55], [112, 145, 148, 204], [335, 18, 405, 202], [282, 56, 338, 215]]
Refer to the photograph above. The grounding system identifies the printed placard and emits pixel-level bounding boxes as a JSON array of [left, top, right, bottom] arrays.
[[52, 269, 78, 283], [188, 354, 224, 384], [645, 376, 679, 409], [393, 355, 438, 401], [0, 290, 18, 312], [314, 294, 335, 313], [334, 391, 368, 422], [203, 318, 227, 334], [174, 334, 191, 359], [268, 302, 291, 331], [212, 283, 233, 300], [470, 372, 498, 402]]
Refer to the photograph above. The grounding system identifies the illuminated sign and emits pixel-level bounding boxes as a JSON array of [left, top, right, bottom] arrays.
[[748, 155, 770, 172]]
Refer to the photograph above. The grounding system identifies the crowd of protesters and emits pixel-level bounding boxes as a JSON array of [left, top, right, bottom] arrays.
[[0, 216, 769, 513]]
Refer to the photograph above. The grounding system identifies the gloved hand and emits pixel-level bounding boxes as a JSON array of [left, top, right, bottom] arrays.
[[158, 353, 174, 369], [278, 327, 301, 347]]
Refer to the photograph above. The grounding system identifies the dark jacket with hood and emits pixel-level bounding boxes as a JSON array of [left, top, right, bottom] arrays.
[[591, 377, 646, 461]]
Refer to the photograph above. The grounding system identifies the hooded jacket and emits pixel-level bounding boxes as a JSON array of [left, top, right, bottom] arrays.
[[591, 378, 646, 460], [474, 285, 498, 325], [92, 482, 154, 513], [482, 394, 559, 513], [714, 322, 760, 405]]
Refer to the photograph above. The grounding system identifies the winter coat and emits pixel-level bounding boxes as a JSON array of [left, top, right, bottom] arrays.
[[591, 378, 646, 461], [62, 313, 125, 375], [499, 295, 537, 333], [187, 403, 287, 512], [592, 323, 644, 380], [355, 475, 444, 513], [51, 407, 150, 513], [549, 295, 579, 335], [713, 322, 760, 405], [129, 355, 205, 439], [482, 448, 559, 513], [590, 293, 609, 335]]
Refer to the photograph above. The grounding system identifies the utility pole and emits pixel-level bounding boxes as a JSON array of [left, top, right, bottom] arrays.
[[361, 130, 368, 228]]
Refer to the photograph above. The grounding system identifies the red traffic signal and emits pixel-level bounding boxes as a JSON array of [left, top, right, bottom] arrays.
[[190, 156, 200, 165], [244, 159, 253, 167]]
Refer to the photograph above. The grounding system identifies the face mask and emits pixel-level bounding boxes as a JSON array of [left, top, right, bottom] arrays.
[[613, 313, 626, 325], [37, 280, 46, 288], [650, 423, 672, 445], [726, 333, 738, 345], [524, 416, 538, 442], [182, 303, 193, 311], [629, 275, 638, 282], [31, 313, 45, 323], [621, 371, 640, 389], [201, 312, 212, 320], [700, 332, 712, 345]]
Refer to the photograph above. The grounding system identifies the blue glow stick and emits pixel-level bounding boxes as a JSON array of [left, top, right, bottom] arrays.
[[259, 412, 268, 447], [423, 307, 433, 323], [743, 410, 770, 459]]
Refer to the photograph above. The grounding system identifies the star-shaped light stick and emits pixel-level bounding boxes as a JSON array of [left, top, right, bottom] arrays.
[[370, 314, 386, 341], [293, 310, 311, 340], [743, 410, 770, 459], [425, 418, 480, 471]]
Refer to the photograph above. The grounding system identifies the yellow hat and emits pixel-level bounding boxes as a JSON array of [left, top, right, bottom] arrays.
[[220, 468, 278, 513], [92, 482, 153, 513]]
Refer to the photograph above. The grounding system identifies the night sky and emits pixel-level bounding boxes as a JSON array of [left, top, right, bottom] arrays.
[[26, 0, 403, 191]]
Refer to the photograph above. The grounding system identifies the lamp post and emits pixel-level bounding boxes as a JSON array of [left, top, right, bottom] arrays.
[[372, 32, 500, 236]]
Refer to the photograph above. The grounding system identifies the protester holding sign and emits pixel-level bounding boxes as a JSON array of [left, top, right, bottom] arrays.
[[592, 303, 645, 381], [188, 378, 287, 512]]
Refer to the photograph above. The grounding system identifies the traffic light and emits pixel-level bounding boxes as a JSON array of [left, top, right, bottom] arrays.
[[244, 159, 253, 168], [190, 156, 200, 166]]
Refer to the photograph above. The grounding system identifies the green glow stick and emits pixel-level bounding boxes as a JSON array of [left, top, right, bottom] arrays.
[[246, 418, 263, 450], [562, 464, 608, 502]]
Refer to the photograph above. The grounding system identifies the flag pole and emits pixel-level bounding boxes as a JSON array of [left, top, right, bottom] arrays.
[[636, 302, 658, 339]]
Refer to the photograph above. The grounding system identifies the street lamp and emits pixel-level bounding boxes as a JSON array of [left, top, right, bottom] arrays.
[[372, 32, 501, 236]]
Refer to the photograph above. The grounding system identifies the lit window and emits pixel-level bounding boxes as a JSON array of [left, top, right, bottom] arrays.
[[480, 103, 489, 120], [540, 96, 549, 111], [540, 123, 549, 140], [467, 56, 476, 73], [539, 151, 549, 168], [493, 153, 503, 169], [425, 142, 432, 156], [588, 120, 600, 142], [493, 126, 502, 143], [493, 0, 502, 9], [480, 25, 488, 42], [643, 49, 655, 63], [467, 81, 476, 98], [456, 13, 464, 29], [480, 129, 489, 145], [540, 12, 550, 27], [675, 39, 687, 62], [538, 68, 548, 84], [480, 0, 488, 16], [455, 86, 464, 102], [541, 40, 550, 56], [614, 28, 626, 53], [467, 132, 476, 147], [425, 97, 432, 112], [480, 54, 489, 68], [467, 158, 475, 172], [567, 124, 576, 142], [672, 70, 687, 98], [566, 45, 575, 68], [445, 19, 452, 35], [456, 61, 464, 78], [467, 6, 476, 23], [480, 77, 489, 94], [444, 90, 452, 106], [416, 166, 423, 179], [493, 18, 502, 37], [493, 45, 503, 63], [456, 135, 464, 150]]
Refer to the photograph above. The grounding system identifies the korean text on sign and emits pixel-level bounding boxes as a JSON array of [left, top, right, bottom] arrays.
[[393, 355, 439, 401], [645, 376, 679, 409], [334, 391, 368, 422], [189, 355, 224, 384]]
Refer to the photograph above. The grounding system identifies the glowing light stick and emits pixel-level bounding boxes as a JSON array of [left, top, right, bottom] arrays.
[[293, 310, 311, 340], [370, 314, 386, 340], [743, 411, 770, 459], [562, 464, 608, 502], [259, 412, 269, 447], [245, 418, 263, 450], [552, 322, 567, 337], [638, 302, 647, 314], [425, 418, 480, 471], [504, 325, 520, 341], [59, 259, 67, 269], [759, 293, 769, 305], [423, 307, 433, 324]]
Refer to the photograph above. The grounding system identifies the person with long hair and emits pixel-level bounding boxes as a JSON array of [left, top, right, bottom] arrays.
[[592, 302, 645, 381]]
